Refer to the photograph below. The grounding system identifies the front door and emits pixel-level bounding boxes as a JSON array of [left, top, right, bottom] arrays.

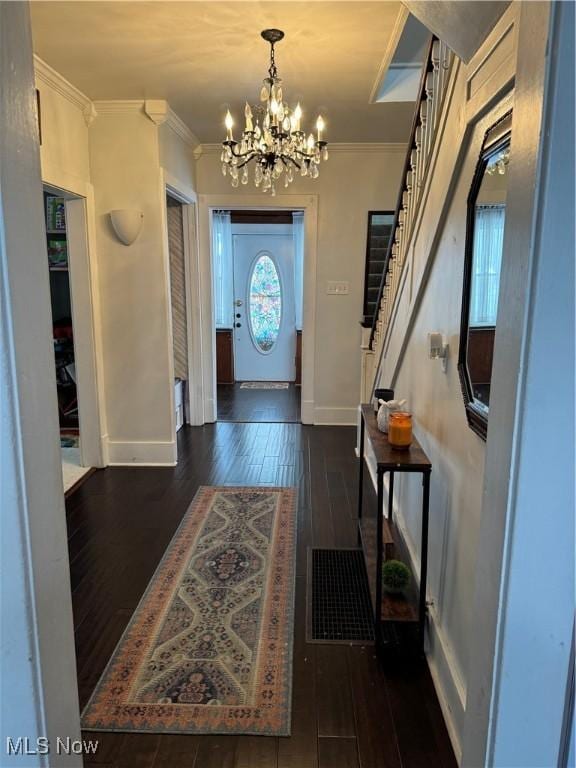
[[232, 233, 295, 381]]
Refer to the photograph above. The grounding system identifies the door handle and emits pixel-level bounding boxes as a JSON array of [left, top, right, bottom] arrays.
[[235, 322, 242, 328], [235, 299, 243, 307]]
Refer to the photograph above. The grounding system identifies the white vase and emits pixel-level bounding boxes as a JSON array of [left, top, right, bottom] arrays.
[[376, 399, 407, 434]]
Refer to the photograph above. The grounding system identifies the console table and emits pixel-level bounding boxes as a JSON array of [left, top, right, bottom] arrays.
[[357, 404, 432, 653]]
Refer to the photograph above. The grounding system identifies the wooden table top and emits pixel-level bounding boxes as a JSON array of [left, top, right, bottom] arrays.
[[361, 404, 431, 471]]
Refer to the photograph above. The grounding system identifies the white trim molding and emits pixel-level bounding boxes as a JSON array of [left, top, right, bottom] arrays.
[[166, 109, 200, 149], [144, 98, 168, 125], [313, 406, 358, 426], [105, 439, 177, 466], [34, 54, 92, 113], [195, 193, 319, 425], [92, 99, 145, 116], [91, 99, 200, 149]]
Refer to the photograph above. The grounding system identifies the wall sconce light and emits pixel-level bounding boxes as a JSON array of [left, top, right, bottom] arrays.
[[109, 209, 144, 246], [428, 332, 449, 372]]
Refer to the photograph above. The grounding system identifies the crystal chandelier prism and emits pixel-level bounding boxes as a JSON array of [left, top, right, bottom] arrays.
[[221, 29, 328, 196]]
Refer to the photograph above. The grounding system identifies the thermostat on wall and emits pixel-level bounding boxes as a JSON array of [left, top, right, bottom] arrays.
[[326, 281, 349, 295]]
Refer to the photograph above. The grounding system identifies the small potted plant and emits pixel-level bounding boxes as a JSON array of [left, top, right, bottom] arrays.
[[382, 559, 411, 595]]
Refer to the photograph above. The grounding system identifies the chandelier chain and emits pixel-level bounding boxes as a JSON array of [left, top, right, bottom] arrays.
[[268, 42, 278, 81]]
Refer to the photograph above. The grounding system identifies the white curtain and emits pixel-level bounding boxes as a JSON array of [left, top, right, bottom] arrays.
[[470, 205, 505, 327], [292, 211, 304, 330], [212, 211, 233, 328]]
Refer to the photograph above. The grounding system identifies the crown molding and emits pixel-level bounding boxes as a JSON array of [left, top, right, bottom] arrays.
[[34, 55, 96, 126], [166, 109, 200, 149], [144, 99, 168, 125], [91, 100, 145, 116], [196, 142, 405, 157], [88, 99, 199, 150]]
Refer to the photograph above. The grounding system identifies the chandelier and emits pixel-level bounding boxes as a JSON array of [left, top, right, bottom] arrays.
[[221, 29, 328, 195], [486, 148, 510, 176]]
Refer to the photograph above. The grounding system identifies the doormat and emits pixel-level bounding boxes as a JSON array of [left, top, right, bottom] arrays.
[[82, 486, 297, 736], [240, 382, 290, 389], [307, 548, 374, 644]]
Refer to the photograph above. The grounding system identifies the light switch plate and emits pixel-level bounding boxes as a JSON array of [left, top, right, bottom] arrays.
[[326, 281, 349, 295]]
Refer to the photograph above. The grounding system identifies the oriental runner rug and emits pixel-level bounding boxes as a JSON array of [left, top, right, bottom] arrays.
[[82, 486, 297, 736]]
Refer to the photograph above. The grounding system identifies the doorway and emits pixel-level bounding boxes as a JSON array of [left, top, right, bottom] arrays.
[[166, 194, 190, 433], [214, 210, 303, 422], [43, 185, 98, 492]]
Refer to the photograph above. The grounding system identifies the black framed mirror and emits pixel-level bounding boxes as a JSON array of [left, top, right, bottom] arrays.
[[458, 112, 512, 440]]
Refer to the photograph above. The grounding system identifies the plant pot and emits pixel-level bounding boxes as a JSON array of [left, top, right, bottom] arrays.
[[382, 584, 407, 596]]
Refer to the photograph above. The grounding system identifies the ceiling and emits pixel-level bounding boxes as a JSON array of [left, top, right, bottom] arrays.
[[30, 1, 417, 143]]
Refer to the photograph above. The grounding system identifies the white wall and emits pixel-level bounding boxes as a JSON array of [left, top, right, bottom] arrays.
[[374, 7, 519, 758], [196, 146, 405, 423], [89, 109, 177, 464]]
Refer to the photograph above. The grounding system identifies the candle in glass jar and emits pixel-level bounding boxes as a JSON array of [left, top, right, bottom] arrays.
[[388, 412, 413, 449]]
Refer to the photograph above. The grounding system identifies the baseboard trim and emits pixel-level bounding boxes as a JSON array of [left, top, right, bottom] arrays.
[[105, 439, 177, 466], [204, 396, 216, 424], [301, 399, 314, 425], [428, 632, 464, 763], [313, 406, 357, 426]]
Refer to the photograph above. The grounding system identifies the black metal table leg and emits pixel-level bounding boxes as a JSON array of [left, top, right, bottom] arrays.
[[375, 468, 384, 648], [419, 470, 431, 653], [357, 416, 365, 520], [357, 417, 365, 548], [388, 471, 394, 523]]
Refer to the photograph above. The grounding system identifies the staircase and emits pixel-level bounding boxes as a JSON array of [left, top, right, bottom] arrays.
[[362, 212, 394, 328], [360, 36, 456, 401]]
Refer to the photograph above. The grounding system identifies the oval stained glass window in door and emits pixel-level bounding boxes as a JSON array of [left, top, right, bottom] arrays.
[[248, 254, 282, 352]]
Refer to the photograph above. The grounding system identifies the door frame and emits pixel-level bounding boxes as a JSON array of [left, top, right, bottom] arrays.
[[43, 181, 105, 469], [160, 171, 202, 441], [196, 194, 318, 424], [231, 223, 296, 383], [1, 2, 82, 755]]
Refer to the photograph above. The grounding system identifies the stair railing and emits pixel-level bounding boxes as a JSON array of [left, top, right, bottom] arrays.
[[368, 37, 455, 367]]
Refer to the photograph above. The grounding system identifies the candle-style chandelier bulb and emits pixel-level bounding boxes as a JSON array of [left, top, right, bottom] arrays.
[[294, 103, 302, 131], [221, 29, 328, 195]]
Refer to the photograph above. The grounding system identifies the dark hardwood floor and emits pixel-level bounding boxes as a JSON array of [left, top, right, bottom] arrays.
[[66, 422, 456, 768], [217, 383, 301, 422]]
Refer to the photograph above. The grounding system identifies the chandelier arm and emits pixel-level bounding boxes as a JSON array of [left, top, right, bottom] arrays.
[[235, 155, 257, 170], [283, 156, 301, 170], [227, 144, 244, 158], [228, 146, 258, 161]]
